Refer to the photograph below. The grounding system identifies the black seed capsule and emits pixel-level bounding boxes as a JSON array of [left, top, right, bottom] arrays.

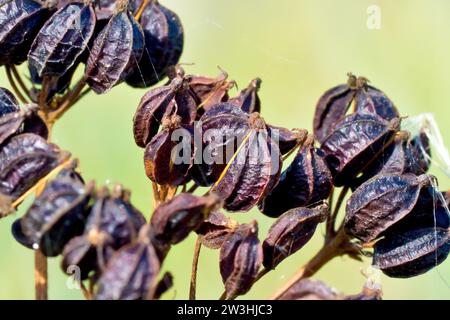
[[373, 227, 450, 278], [85, 2, 144, 94], [12, 164, 93, 256], [126, 1, 184, 88], [0, 0, 53, 66], [28, 1, 96, 77]]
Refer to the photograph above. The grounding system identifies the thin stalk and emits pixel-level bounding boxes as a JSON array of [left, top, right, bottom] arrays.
[[325, 186, 349, 242], [10, 65, 32, 101], [189, 237, 202, 300], [80, 282, 92, 300], [187, 183, 199, 194], [50, 79, 86, 122], [5, 66, 27, 103], [270, 227, 349, 300], [34, 249, 48, 300], [152, 182, 160, 207], [39, 77, 50, 110]]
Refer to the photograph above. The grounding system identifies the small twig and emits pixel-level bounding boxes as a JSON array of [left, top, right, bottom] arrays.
[[270, 227, 349, 300], [72, 87, 91, 105], [189, 237, 202, 300], [50, 79, 86, 122], [10, 65, 32, 101], [5, 66, 28, 103], [39, 77, 50, 110], [80, 282, 92, 300], [325, 186, 349, 242], [219, 291, 227, 300], [34, 249, 48, 300], [151, 182, 160, 207], [187, 183, 199, 194], [166, 185, 178, 201]]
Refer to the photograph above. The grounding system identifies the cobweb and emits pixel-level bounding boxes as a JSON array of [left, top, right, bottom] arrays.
[[402, 113, 450, 290]]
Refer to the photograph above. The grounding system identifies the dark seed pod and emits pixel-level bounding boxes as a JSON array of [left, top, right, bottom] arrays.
[[192, 104, 281, 211], [186, 68, 235, 114], [196, 211, 239, 249], [344, 173, 432, 243], [191, 103, 250, 186], [313, 74, 399, 143], [0, 95, 48, 141], [228, 78, 261, 113], [0, 133, 69, 217], [386, 187, 450, 235], [262, 204, 329, 269], [85, 2, 144, 93], [410, 128, 431, 174], [95, 227, 161, 300], [277, 279, 338, 300], [350, 131, 421, 189], [12, 163, 93, 256], [0, 87, 20, 114], [28, 1, 96, 77], [211, 112, 282, 212], [150, 193, 221, 246], [61, 235, 97, 280], [133, 76, 196, 148], [267, 126, 308, 156], [0, 104, 37, 145], [0, 88, 48, 139], [259, 135, 333, 217], [373, 227, 450, 278], [219, 221, 262, 299], [28, 60, 78, 102], [320, 112, 400, 187], [0, 0, 53, 66], [144, 115, 193, 186], [126, 1, 184, 88], [61, 185, 146, 277]]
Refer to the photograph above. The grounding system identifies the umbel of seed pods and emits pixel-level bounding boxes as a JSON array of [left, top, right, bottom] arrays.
[[132, 70, 449, 299], [0, 0, 184, 112]]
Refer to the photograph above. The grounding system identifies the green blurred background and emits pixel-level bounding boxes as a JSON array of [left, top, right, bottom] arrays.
[[0, 0, 449, 299]]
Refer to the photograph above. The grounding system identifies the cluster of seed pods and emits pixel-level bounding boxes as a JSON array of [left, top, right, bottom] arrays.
[[0, 87, 68, 217], [0, 0, 185, 103]]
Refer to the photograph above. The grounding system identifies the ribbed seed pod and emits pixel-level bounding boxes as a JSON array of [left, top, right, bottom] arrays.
[[0, 0, 54, 65], [85, 2, 144, 93], [28, 1, 96, 77], [126, 1, 184, 88]]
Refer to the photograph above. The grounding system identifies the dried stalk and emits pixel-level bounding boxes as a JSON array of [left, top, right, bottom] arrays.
[[189, 237, 202, 300]]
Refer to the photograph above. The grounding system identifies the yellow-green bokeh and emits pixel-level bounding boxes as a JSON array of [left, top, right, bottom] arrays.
[[0, 0, 449, 299]]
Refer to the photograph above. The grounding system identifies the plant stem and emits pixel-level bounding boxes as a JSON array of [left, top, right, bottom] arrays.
[[50, 79, 86, 122], [189, 237, 202, 300], [270, 227, 348, 300], [152, 182, 160, 207], [34, 247, 48, 300], [10, 65, 32, 101], [5, 66, 27, 103], [187, 183, 198, 194], [325, 186, 349, 242]]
